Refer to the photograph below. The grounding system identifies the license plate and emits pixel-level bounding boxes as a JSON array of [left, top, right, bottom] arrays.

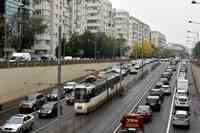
[[127, 123, 139, 128]]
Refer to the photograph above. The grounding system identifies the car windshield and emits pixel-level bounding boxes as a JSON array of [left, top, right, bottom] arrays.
[[75, 88, 88, 102], [147, 98, 157, 103], [8, 117, 23, 124], [175, 114, 187, 119], [137, 107, 149, 113], [179, 98, 187, 102]]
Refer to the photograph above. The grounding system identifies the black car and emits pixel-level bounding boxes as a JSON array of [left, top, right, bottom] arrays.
[[19, 93, 47, 113], [38, 102, 58, 118], [149, 88, 164, 101], [146, 96, 162, 111]]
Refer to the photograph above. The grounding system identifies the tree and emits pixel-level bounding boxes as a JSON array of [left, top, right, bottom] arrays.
[[129, 42, 142, 58], [8, 15, 47, 52], [143, 40, 153, 58]]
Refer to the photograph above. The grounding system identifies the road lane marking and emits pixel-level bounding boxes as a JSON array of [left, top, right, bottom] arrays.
[[166, 63, 181, 133], [113, 64, 163, 133]]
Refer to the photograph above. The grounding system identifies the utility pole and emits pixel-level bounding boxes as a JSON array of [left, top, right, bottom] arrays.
[[57, 0, 62, 131], [57, 25, 62, 133], [141, 25, 144, 79]]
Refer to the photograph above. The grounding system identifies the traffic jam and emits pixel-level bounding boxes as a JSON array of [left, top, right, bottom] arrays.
[[0, 58, 158, 133], [117, 60, 190, 133]]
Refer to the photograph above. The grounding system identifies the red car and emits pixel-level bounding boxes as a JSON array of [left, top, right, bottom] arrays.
[[119, 113, 144, 133], [136, 105, 153, 122]]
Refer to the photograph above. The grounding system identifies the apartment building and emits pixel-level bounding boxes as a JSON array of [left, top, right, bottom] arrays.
[[69, 0, 113, 36], [113, 9, 129, 42], [33, 0, 70, 55], [151, 31, 166, 48]]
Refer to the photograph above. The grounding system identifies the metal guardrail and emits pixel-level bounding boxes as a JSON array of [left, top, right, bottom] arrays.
[[0, 59, 124, 69]]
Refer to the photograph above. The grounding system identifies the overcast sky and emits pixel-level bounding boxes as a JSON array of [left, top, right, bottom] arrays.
[[110, 0, 200, 48]]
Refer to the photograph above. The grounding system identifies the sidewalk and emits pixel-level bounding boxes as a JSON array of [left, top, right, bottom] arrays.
[[0, 62, 112, 104], [192, 63, 200, 94]]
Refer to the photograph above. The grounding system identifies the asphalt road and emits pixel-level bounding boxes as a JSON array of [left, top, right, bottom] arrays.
[[29, 62, 159, 133], [0, 62, 163, 133], [168, 64, 200, 133], [56, 63, 166, 133]]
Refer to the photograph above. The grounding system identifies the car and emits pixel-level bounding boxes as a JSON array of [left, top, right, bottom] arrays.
[[0, 114, 34, 133], [176, 89, 188, 98], [160, 77, 169, 85], [19, 93, 46, 113], [155, 81, 163, 89], [119, 113, 144, 133], [149, 88, 164, 101], [161, 72, 171, 80], [161, 84, 171, 95], [130, 67, 138, 74], [134, 64, 141, 69], [65, 92, 75, 105], [172, 110, 190, 129], [175, 96, 190, 111], [136, 105, 152, 122], [47, 89, 65, 101], [146, 96, 162, 111], [38, 102, 58, 118]]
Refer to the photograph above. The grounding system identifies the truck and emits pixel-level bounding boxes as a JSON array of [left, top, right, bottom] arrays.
[[177, 78, 189, 93]]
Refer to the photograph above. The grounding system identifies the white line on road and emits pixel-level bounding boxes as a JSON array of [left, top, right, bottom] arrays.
[[166, 63, 180, 133], [113, 76, 156, 133], [166, 86, 176, 133]]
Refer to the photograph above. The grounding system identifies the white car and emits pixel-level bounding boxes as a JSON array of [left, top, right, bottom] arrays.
[[175, 96, 190, 111], [161, 84, 171, 95], [1, 114, 34, 133], [172, 110, 190, 129], [176, 89, 188, 99]]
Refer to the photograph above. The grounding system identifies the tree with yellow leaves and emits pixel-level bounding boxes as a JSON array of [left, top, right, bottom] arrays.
[[129, 40, 153, 58], [143, 40, 153, 58]]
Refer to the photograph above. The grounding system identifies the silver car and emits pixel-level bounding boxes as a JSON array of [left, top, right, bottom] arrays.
[[1, 114, 34, 133], [172, 110, 190, 129]]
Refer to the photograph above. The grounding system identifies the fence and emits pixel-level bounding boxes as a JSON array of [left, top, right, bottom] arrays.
[[0, 58, 126, 69]]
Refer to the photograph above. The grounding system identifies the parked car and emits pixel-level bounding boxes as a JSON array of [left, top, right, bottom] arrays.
[[19, 93, 46, 113], [136, 105, 152, 122], [146, 96, 162, 111], [0, 114, 34, 133], [38, 102, 58, 118], [161, 84, 171, 95], [172, 110, 190, 129], [119, 113, 144, 133]]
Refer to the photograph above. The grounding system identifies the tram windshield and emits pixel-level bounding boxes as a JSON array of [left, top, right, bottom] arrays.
[[75, 88, 88, 102]]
